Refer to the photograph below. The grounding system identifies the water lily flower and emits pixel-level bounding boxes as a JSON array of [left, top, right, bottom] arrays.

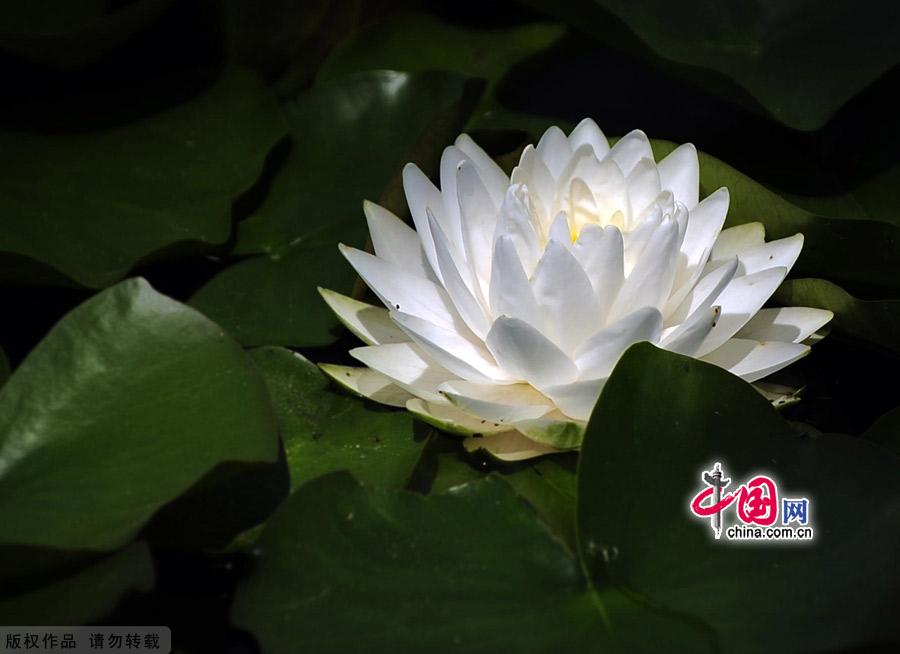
[[319, 120, 832, 460]]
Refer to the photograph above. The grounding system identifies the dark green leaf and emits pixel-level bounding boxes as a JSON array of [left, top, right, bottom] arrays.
[[578, 343, 900, 653], [191, 70, 472, 347], [501, 456, 578, 552], [232, 472, 714, 654], [318, 10, 565, 134], [249, 347, 424, 491], [523, 0, 900, 130], [774, 278, 900, 355], [0, 279, 279, 550], [0, 69, 286, 288], [0, 542, 153, 625], [0, 0, 175, 69]]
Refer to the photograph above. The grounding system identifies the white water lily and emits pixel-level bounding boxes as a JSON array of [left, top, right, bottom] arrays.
[[319, 120, 832, 460]]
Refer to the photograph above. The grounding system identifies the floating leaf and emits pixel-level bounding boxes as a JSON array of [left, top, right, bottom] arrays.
[[0, 0, 175, 68], [578, 343, 900, 653], [0, 279, 279, 551], [232, 472, 713, 654], [0, 69, 286, 288], [250, 347, 424, 491], [522, 0, 900, 130], [0, 542, 153, 624], [318, 10, 565, 133], [191, 70, 472, 347]]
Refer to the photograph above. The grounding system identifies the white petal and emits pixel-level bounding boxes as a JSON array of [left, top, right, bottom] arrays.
[[608, 219, 679, 323], [573, 224, 624, 322], [457, 161, 498, 301], [486, 316, 579, 388], [463, 430, 560, 461], [351, 343, 455, 403], [495, 184, 542, 275], [319, 364, 412, 407], [428, 214, 491, 338], [710, 222, 766, 261], [665, 256, 739, 326], [408, 399, 508, 436], [695, 267, 788, 357], [511, 145, 555, 224], [582, 157, 629, 230], [339, 244, 462, 330], [439, 380, 554, 424], [674, 187, 730, 289], [438, 145, 467, 250], [737, 307, 834, 343], [536, 125, 572, 178], [608, 129, 653, 176], [662, 305, 721, 356], [490, 235, 542, 328], [402, 163, 444, 280], [626, 158, 662, 219], [658, 143, 699, 209], [701, 338, 810, 383], [730, 234, 803, 277], [575, 307, 663, 379], [363, 201, 433, 280], [390, 311, 507, 383], [540, 378, 605, 421], [318, 288, 409, 346], [531, 240, 602, 353], [622, 209, 660, 274], [455, 133, 509, 206], [548, 210, 574, 248], [569, 118, 610, 159]]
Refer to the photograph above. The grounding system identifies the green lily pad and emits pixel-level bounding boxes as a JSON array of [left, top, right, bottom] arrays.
[[249, 347, 424, 491], [232, 472, 715, 654], [0, 278, 279, 551], [523, 0, 900, 131], [191, 69, 472, 347], [0, 542, 154, 625], [774, 278, 900, 355], [318, 10, 565, 134], [502, 456, 578, 552], [578, 343, 900, 653], [0, 68, 286, 288], [0, 0, 175, 69]]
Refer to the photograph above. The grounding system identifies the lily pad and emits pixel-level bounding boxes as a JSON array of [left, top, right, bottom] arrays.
[[0, 542, 154, 625], [318, 10, 565, 134], [231, 472, 714, 654], [0, 0, 176, 68], [0, 278, 279, 551], [191, 70, 472, 347], [578, 343, 900, 653], [0, 68, 286, 288], [523, 0, 900, 131], [249, 347, 424, 491]]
